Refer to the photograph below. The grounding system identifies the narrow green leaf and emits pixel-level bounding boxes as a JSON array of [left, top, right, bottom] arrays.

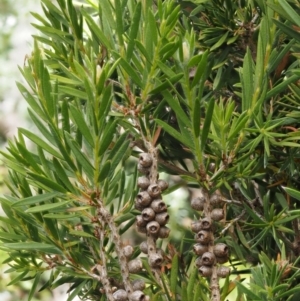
[[191, 50, 208, 89], [98, 119, 118, 157], [98, 161, 111, 183], [64, 133, 94, 182], [187, 265, 198, 298], [82, 9, 111, 49], [161, 90, 191, 126], [283, 187, 300, 201], [12, 192, 61, 207], [200, 98, 215, 150], [278, 0, 300, 27], [19, 128, 63, 159], [126, 2, 141, 61], [58, 86, 87, 99], [28, 173, 68, 193], [3, 242, 62, 254], [170, 254, 178, 295], [242, 48, 254, 111], [115, 55, 144, 88], [28, 272, 42, 301], [69, 104, 94, 147], [69, 230, 95, 238], [155, 119, 194, 150], [25, 201, 70, 213]]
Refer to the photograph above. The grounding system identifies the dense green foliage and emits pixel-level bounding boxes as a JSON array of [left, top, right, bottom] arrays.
[[1, 0, 300, 300]]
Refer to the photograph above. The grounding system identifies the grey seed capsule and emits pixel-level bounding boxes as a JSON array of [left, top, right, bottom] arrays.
[[193, 243, 208, 256], [191, 197, 205, 211], [136, 191, 152, 207], [142, 207, 155, 222], [123, 245, 134, 259], [155, 212, 169, 226], [147, 184, 161, 198], [136, 225, 147, 234], [137, 176, 150, 190], [146, 221, 160, 235], [198, 265, 212, 277], [216, 255, 229, 264], [149, 252, 163, 268], [195, 256, 202, 267], [139, 153, 153, 167], [136, 215, 147, 227], [191, 221, 203, 233], [134, 202, 145, 212], [211, 208, 224, 221], [201, 252, 215, 266], [130, 290, 146, 301], [157, 226, 170, 238], [139, 241, 148, 254], [137, 163, 150, 175], [210, 194, 222, 206], [157, 179, 168, 191], [195, 230, 211, 244], [131, 279, 145, 291], [156, 248, 164, 257], [200, 217, 212, 230], [213, 243, 229, 258], [151, 199, 167, 213], [128, 258, 143, 273], [217, 266, 230, 278], [113, 289, 128, 301]]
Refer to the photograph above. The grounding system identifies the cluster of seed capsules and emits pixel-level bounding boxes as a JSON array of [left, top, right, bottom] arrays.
[[112, 244, 148, 300], [135, 153, 170, 266], [191, 193, 230, 278]]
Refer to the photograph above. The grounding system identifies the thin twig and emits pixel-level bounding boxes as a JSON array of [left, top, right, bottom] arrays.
[[96, 201, 134, 298]]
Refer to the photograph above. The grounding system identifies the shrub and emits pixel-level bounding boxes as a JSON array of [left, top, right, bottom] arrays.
[[1, 0, 300, 300]]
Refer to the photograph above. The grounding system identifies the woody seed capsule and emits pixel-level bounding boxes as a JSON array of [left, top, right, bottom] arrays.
[[147, 184, 161, 198], [200, 217, 212, 230], [217, 266, 231, 278], [155, 212, 169, 226], [132, 279, 146, 291], [142, 208, 155, 222], [136, 225, 147, 234], [151, 199, 167, 213], [136, 191, 152, 207], [139, 153, 153, 167], [201, 252, 215, 266], [113, 289, 128, 301], [211, 208, 224, 221], [193, 243, 209, 256], [128, 258, 143, 273], [146, 221, 161, 235], [135, 202, 145, 212], [195, 256, 202, 267], [213, 243, 229, 257], [216, 255, 229, 264], [136, 215, 147, 227], [191, 197, 205, 211], [139, 241, 148, 254], [210, 194, 222, 206], [157, 226, 170, 238], [157, 179, 168, 191], [191, 221, 203, 233], [195, 230, 211, 244], [149, 253, 163, 268], [137, 163, 150, 175], [198, 266, 212, 277], [123, 245, 134, 259], [130, 290, 146, 301], [137, 176, 150, 190]]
